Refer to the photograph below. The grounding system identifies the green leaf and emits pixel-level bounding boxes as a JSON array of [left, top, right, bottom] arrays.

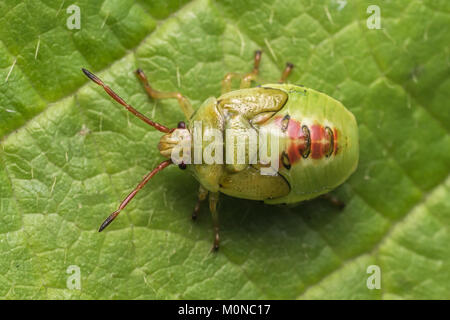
[[0, 0, 449, 299]]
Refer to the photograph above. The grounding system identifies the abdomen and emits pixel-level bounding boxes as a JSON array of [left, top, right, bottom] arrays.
[[262, 84, 359, 204]]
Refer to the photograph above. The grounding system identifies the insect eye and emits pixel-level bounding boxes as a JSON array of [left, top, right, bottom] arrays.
[[178, 162, 187, 170], [177, 121, 186, 129]]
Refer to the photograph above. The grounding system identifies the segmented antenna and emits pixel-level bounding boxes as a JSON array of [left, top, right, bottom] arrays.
[[82, 68, 172, 133]]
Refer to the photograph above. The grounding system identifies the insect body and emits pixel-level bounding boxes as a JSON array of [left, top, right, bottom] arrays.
[[82, 50, 359, 251]]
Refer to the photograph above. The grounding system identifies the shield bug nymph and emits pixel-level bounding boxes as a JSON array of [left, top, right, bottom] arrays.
[[82, 50, 358, 251]]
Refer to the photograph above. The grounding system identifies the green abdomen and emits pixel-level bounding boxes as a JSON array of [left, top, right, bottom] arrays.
[[187, 84, 358, 205], [263, 84, 359, 204]]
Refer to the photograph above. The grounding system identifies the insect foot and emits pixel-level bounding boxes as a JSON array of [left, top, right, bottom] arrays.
[[322, 194, 346, 210]]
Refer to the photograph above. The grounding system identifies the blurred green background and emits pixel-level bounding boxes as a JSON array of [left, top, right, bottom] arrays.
[[0, 0, 448, 299]]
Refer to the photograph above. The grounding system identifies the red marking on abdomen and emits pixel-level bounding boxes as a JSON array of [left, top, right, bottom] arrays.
[[333, 128, 338, 155], [310, 124, 325, 159], [273, 116, 337, 164], [286, 119, 305, 163]]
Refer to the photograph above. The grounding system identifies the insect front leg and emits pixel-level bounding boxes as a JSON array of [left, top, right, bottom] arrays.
[[209, 192, 220, 251], [221, 50, 261, 94], [192, 185, 208, 220], [135, 69, 194, 119]]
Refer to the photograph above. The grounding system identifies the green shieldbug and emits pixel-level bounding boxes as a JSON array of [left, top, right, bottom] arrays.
[[82, 50, 359, 251]]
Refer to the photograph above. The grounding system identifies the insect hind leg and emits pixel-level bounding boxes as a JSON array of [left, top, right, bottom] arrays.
[[321, 193, 345, 210], [278, 62, 294, 83], [221, 50, 262, 94], [135, 69, 194, 119]]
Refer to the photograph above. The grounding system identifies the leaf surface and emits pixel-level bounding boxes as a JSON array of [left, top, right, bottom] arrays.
[[0, 0, 449, 299]]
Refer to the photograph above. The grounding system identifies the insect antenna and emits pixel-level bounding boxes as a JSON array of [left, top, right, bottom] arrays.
[[99, 159, 172, 232], [81, 68, 172, 133]]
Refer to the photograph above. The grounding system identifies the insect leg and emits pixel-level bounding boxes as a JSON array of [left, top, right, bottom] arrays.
[[135, 69, 194, 119], [98, 160, 172, 232], [240, 50, 261, 89], [321, 193, 345, 210], [221, 50, 262, 93], [278, 62, 294, 83], [209, 192, 220, 251], [221, 72, 241, 94], [192, 185, 208, 220]]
